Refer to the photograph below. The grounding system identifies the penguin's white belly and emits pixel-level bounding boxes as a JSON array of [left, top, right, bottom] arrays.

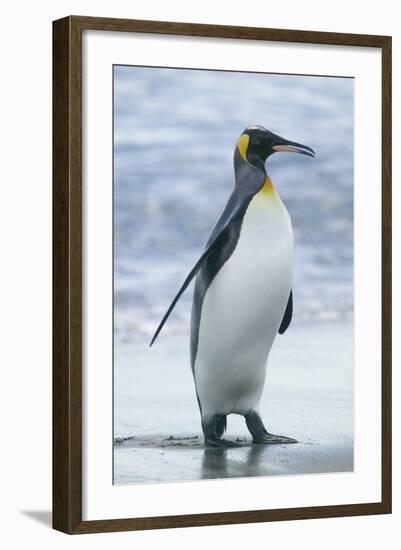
[[194, 190, 294, 417]]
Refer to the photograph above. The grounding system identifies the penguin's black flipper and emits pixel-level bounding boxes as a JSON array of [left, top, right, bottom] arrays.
[[149, 226, 231, 347], [278, 290, 293, 335], [150, 165, 265, 348]]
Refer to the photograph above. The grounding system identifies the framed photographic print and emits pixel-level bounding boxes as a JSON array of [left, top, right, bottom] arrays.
[[52, 16, 392, 534]]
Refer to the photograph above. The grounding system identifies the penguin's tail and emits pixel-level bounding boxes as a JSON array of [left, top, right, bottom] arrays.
[[216, 416, 227, 438]]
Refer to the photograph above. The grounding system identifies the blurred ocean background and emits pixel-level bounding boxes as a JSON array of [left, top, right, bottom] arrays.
[[113, 65, 353, 347]]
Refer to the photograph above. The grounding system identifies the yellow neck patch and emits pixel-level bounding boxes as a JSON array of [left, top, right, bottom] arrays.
[[260, 174, 275, 195], [237, 134, 249, 161]]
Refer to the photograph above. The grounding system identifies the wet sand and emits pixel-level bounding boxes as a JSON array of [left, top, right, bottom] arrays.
[[114, 320, 353, 485]]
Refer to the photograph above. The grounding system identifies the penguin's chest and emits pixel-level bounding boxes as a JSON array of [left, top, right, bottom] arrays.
[[194, 190, 294, 415]]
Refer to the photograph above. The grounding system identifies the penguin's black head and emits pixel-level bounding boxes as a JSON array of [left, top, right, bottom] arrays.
[[237, 125, 315, 170]]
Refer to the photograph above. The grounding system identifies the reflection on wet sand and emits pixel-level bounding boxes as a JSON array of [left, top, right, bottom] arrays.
[[201, 444, 286, 480]]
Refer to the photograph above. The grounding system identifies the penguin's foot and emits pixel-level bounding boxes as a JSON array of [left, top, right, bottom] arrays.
[[245, 410, 298, 445], [202, 414, 241, 448], [205, 437, 241, 448], [252, 432, 298, 445]]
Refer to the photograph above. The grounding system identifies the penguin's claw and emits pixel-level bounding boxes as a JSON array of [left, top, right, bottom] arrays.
[[253, 433, 298, 445]]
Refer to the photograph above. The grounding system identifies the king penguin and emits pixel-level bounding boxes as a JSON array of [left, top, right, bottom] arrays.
[[150, 125, 315, 447]]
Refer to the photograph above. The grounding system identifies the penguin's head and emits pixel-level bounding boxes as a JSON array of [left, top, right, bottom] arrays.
[[237, 125, 315, 169]]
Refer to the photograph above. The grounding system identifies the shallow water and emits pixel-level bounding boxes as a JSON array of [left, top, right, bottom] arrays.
[[113, 66, 353, 345]]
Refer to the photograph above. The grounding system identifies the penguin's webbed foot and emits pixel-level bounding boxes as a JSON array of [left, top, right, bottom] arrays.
[[252, 432, 298, 445], [203, 415, 241, 448], [205, 436, 241, 448], [245, 410, 298, 445]]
